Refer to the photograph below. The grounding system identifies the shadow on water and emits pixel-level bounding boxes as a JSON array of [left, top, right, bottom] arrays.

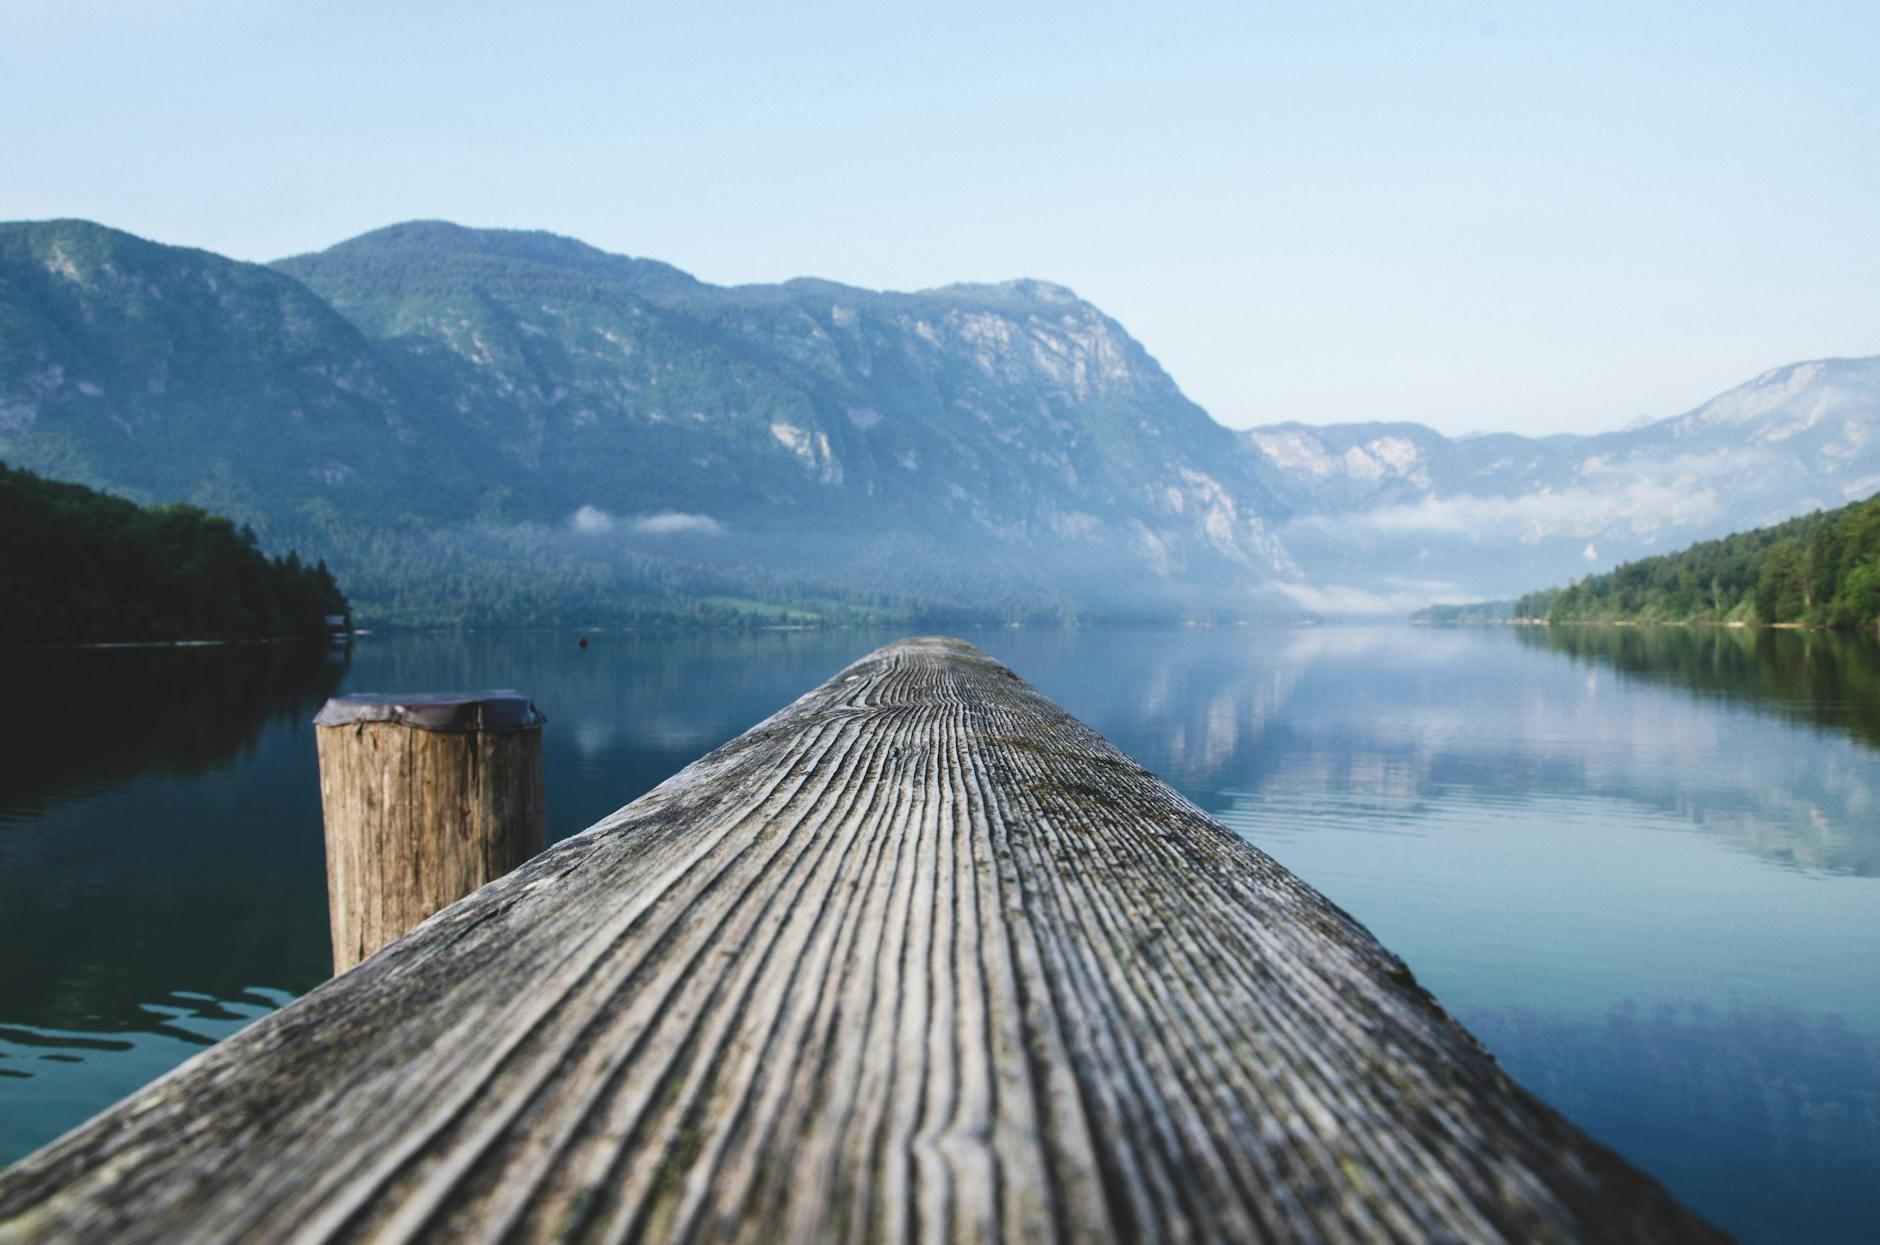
[[1520, 624, 1880, 751]]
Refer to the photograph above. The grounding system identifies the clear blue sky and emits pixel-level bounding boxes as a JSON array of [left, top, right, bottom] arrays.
[[4, 1, 1875, 435]]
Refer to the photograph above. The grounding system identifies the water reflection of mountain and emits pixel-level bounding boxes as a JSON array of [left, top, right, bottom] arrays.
[[1459, 1001, 1880, 1245], [978, 627, 1880, 877], [1520, 624, 1880, 752]]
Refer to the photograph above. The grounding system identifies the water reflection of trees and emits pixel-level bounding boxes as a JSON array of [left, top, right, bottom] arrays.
[[1521, 625, 1880, 751], [1460, 1000, 1880, 1245], [0, 643, 349, 1037], [0, 642, 350, 823]]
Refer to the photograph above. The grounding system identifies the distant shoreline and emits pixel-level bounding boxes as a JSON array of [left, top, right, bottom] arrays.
[[2, 633, 355, 653], [1417, 616, 1829, 632]]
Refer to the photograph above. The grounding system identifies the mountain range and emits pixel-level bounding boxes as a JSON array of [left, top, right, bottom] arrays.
[[2, 217, 1876, 623], [1250, 355, 1880, 612]]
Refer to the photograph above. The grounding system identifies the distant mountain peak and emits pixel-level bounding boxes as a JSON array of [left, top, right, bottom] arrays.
[[275, 220, 705, 302], [285, 219, 607, 263], [280, 224, 1102, 327], [1672, 353, 1879, 433], [1242, 350, 1880, 611], [920, 277, 1084, 309]]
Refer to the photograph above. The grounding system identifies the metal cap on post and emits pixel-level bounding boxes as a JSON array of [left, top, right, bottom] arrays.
[[314, 691, 547, 975]]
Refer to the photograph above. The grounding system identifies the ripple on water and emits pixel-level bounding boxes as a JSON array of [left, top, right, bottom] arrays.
[[0, 989, 296, 1164]]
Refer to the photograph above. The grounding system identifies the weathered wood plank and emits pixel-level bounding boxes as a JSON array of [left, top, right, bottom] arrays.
[[0, 637, 1723, 1243]]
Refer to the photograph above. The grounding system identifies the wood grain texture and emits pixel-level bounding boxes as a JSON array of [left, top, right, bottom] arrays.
[[0, 637, 1724, 1244], [318, 718, 546, 973]]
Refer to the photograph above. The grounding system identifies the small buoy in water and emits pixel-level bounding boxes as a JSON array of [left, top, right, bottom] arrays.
[[577, 636, 590, 649]]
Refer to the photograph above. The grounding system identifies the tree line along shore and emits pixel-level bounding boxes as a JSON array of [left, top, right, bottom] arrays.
[[0, 462, 349, 645], [1417, 491, 1880, 632]]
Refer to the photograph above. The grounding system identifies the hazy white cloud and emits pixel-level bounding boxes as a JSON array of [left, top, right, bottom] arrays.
[[570, 504, 612, 533], [1287, 476, 1723, 546], [632, 511, 726, 536], [1273, 580, 1461, 616], [570, 505, 725, 537]]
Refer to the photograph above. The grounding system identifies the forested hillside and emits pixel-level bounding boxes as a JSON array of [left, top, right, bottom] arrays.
[[1516, 493, 1880, 628], [0, 463, 348, 643]]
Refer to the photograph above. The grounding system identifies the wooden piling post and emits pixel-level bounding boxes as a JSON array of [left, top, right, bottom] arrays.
[[313, 691, 546, 974]]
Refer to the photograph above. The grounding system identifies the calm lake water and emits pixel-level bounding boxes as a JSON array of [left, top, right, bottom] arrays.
[[3, 624, 1877, 1241]]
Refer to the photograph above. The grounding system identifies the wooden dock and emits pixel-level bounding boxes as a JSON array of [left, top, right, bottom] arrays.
[[0, 637, 1722, 1243]]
